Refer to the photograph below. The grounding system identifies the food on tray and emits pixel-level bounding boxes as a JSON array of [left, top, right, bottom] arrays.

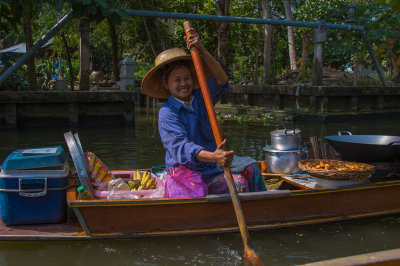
[[304, 161, 365, 171]]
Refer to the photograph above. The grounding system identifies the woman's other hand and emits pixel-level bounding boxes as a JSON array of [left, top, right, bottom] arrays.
[[213, 139, 234, 167], [184, 27, 205, 53], [195, 139, 234, 167]]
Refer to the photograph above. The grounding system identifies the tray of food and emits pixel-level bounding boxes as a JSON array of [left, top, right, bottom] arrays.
[[298, 159, 375, 180]]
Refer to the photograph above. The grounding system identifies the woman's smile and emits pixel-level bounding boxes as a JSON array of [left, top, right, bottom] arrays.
[[163, 65, 194, 102]]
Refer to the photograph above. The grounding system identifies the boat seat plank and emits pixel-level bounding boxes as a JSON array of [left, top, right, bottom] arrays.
[[281, 176, 315, 190]]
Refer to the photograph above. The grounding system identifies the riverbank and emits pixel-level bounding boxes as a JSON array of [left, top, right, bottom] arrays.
[[1, 83, 400, 129], [215, 103, 400, 123]]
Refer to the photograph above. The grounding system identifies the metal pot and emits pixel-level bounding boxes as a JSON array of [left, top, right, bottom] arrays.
[[263, 145, 308, 174], [270, 126, 301, 150]]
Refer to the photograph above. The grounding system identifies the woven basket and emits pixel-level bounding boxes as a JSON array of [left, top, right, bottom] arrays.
[[298, 159, 375, 180]]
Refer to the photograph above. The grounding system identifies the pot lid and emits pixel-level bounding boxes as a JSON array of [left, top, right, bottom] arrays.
[[271, 128, 301, 136], [64, 131, 94, 195], [263, 145, 304, 153]]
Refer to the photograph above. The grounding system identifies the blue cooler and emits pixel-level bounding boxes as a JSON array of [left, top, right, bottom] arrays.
[[0, 146, 69, 225]]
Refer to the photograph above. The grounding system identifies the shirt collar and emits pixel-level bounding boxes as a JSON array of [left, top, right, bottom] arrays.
[[172, 95, 194, 111]]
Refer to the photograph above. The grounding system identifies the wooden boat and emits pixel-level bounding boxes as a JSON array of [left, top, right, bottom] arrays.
[[0, 161, 399, 241]]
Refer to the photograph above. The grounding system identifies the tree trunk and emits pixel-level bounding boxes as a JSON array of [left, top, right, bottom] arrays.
[[301, 30, 311, 76], [353, 45, 358, 86], [22, 7, 37, 91], [311, 43, 323, 86], [142, 17, 157, 58], [216, 0, 230, 74], [107, 17, 120, 81], [389, 49, 399, 78], [284, 0, 297, 71], [120, 33, 124, 61], [139, 0, 157, 58], [79, 17, 91, 91], [60, 31, 75, 90], [152, 0, 166, 51], [254, 25, 261, 84], [261, 0, 272, 83]]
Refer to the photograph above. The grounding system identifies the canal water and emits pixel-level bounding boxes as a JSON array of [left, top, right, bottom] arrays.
[[0, 109, 399, 265]]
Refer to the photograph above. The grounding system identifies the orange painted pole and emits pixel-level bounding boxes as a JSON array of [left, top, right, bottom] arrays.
[[183, 21, 263, 266]]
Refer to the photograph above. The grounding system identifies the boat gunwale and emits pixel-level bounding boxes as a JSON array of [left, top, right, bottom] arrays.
[[67, 179, 400, 207]]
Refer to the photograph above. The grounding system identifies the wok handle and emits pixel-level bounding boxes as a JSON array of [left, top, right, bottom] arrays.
[[388, 141, 400, 145], [338, 131, 353, 136]]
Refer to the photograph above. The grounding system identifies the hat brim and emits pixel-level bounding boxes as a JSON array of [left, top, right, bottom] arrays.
[[141, 55, 211, 99]]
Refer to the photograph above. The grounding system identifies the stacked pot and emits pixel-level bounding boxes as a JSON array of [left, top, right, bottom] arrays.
[[263, 127, 307, 174]]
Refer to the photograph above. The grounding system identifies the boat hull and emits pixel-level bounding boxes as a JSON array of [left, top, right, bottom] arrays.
[[67, 181, 400, 238]]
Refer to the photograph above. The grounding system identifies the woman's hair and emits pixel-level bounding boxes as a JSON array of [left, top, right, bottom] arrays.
[[162, 60, 194, 82]]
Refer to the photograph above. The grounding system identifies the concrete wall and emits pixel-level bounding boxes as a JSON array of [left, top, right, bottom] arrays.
[[0, 91, 134, 129], [222, 85, 400, 113], [1, 85, 399, 129]]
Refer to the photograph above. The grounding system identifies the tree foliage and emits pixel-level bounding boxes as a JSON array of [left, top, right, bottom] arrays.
[[1, 0, 399, 88]]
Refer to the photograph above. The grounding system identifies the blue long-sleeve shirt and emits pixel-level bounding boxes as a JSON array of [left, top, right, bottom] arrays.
[[158, 77, 229, 184]]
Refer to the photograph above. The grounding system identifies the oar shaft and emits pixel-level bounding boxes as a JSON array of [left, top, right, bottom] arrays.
[[184, 33, 223, 146], [223, 167, 252, 246], [183, 21, 257, 260]]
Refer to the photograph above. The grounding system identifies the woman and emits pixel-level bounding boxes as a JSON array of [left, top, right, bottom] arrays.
[[141, 27, 266, 194]]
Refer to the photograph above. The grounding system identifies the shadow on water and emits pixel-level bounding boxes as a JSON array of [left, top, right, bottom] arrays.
[[0, 109, 399, 265]]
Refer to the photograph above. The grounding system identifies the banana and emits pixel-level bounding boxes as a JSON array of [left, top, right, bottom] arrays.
[[133, 170, 137, 180], [137, 184, 144, 190], [128, 180, 135, 189], [136, 170, 141, 181], [141, 171, 149, 185], [145, 178, 155, 190]]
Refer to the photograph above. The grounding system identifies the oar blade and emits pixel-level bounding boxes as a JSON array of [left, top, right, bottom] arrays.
[[245, 247, 264, 266]]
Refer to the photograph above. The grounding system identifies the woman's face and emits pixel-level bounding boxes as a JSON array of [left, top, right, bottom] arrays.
[[163, 65, 193, 102]]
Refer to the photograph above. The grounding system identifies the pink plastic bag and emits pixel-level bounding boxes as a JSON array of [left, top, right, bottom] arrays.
[[164, 166, 208, 198]]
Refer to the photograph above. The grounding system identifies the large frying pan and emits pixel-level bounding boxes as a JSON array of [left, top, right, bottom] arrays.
[[324, 131, 400, 162]]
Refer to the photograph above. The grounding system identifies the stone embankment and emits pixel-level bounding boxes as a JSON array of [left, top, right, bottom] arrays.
[[1, 84, 399, 129]]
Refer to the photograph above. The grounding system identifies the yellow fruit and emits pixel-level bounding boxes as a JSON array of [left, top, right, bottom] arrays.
[[145, 178, 155, 190], [141, 171, 150, 185]]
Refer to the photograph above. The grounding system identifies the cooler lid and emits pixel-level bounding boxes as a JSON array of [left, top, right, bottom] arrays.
[[1, 146, 68, 170], [64, 131, 93, 195]]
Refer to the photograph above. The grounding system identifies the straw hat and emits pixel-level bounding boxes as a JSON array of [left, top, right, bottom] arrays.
[[141, 48, 211, 99]]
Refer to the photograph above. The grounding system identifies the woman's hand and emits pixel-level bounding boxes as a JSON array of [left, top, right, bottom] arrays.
[[184, 27, 205, 53], [184, 26, 228, 87], [212, 139, 234, 167], [195, 139, 234, 167]]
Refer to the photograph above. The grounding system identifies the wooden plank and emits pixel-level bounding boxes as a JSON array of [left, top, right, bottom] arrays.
[[304, 248, 400, 266]]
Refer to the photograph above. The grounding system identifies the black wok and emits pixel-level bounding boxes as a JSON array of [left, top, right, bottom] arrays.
[[324, 131, 400, 162]]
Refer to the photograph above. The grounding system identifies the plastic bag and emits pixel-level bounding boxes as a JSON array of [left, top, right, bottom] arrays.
[[164, 166, 208, 198], [107, 178, 138, 200]]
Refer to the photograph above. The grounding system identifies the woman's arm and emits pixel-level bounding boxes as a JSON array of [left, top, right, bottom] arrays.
[[185, 28, 229, 87]]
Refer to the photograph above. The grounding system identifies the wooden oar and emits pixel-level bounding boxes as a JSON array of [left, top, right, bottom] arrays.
[[183, 21, 263, 266]]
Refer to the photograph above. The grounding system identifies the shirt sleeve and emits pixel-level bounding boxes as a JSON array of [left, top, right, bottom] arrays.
[[158, 108, 204, 167], [194, 76, 229, 105], [208, 76, 229, 105]]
